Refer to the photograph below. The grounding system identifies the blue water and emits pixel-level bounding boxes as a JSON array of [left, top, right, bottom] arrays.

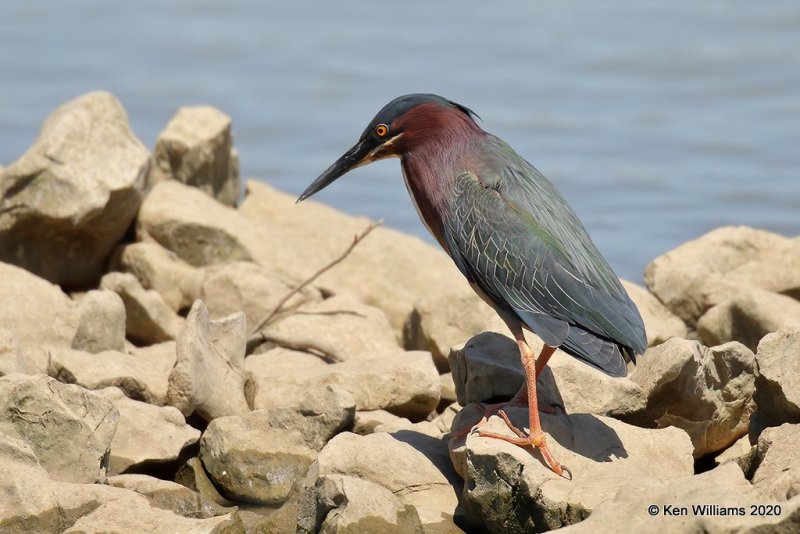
[[1, 1, 799, 281]]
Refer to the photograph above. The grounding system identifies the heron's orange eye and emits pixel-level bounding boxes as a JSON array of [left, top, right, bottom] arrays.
[[375, 124, 389, 137]]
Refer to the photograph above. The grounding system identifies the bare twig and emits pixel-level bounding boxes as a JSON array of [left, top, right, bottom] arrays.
[[246, 329, 345, 363], [250, 220, 383, 334]]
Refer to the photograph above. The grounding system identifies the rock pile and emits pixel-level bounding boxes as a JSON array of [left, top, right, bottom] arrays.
[[0, 92, 798, 533]]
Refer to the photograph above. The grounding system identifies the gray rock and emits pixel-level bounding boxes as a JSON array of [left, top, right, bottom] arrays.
[[697, 288, 800, 351], [0, 262, 75, 373], [150, 105, 240, 206], [451, 406, 693, 532], [265, 293, 399, 361], [105, 474, 230, 519], [239, 181, 475, 338], [754, 322, 800, 425], [100, 272, 184, 344], [302, 431, 462, 532], [624, 338, 757, 458], [48, 342, 176, 405], [0, 91, 149, 288], [246, 349, 440, 420], [621, 279, 687, 346], [558, 462, 800, 534], [311, 475, 424, 534], [645, 226, 800, 326], [137, 180, 258, 267], [0, 374, 118, 483], [200, 260, 320, 327], [113, 241, 205, 312], [97, 387, 200, 475], [449, 332, 645, 418], [168, 300, 249, 421], [70, 290, 126, 353], [200, 412, 318, 505]]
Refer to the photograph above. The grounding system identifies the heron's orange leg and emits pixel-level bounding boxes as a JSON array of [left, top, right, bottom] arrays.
[[478, 328, 570, 478]]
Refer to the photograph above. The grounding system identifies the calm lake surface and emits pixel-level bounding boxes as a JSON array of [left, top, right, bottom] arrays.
[[1, 1, 798, 281]]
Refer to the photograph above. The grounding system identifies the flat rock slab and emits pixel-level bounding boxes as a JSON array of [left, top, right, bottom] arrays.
[[49, 343, 176, 405], [450, 405, 693, 533], [0, 91, 149, 288], [98, 388, 200, 475], [754, 322, 800, 426], [558, 462, 800, 534], [105, 474, 230, 519], [624, 338, 756, 458], [0, 374, 118, 483], [300, 431, 462, 533], [449, 331, 645, 418], [247, 350, 440, 420], [168, 300, 249, 421]]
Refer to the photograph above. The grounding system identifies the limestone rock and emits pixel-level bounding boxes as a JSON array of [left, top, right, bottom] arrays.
[[374, 420, 442, 438], [62, 495, 241, 533], [0, 91, 149, 288], [97, 388, 200, 475], [266, 293, 399, 362], [137, 180, 258, 267], [113, 241, 205, 312], [168, 300, 249, 421], [0, 262, 75, 372], [749, 423, 800, 500], [754, 322, 800, 425], [0, 374, 118, 483], [404, 289, 500, 371], [714, 434, 753, 469], [175, 457, 237, 508], [200, 260, 320, 327], [105, 474, 230, 519], [449, 332, 645, 418], [621, 279, 687, 346], [697, 289, 800, 351], [101, 272, 184, 344], [440, 372, 457, 405], [247, 349, 440, 420], [558, 462, 800, 534], [644, 226, 800, 326], [48, 342, 176, 405], [353, 410, 409, 435], [624, 338, 756, 458], [239, 181, 474, 338], [150, 105, 240, 206], [200, 412, 318, 505], [302, 431, 462, 532], [452, 406, 693, 532], [70, 290, 126, 353], [0, 329, 25, 376], [310, 475, 424, 534], [433, 403, 462, 434]]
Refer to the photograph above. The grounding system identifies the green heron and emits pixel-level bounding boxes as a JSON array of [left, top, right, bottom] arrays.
[[298, 94, 647, 477]]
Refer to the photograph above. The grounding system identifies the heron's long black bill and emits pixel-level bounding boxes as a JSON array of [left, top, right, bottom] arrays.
[[297, 139, 371, 203]]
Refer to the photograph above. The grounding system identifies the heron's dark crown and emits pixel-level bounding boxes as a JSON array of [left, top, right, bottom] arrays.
[[361, 94, 479, 141]]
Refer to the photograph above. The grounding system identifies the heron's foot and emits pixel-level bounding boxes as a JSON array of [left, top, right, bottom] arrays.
[[478, 411, 571, 479]]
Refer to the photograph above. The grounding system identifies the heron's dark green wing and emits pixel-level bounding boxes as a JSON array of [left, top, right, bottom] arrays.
[[441, 137, 646, 374]]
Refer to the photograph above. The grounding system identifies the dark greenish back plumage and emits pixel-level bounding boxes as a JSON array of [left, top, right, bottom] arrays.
[[441, 135, 646, 377]]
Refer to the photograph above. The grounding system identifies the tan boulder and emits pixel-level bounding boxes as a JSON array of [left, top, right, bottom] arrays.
[[0, 374, 118, 483], [451, 406, 693, 532], [753, 322, 800, 425], [70, 290, 126, 353], [137, 180, 258, 267], [697, 288, 800, 351], [644, 226, 800, 326], [175, 457, 237, 508], [621, 279, 687, 345], [558, 462, 800, 534], [48, 342, 176, 405], [168, 300, 249, 421], [105, 474, 231, 519], [112, 241, 205, 312], [353, 410, 410, 435], [239, 181, 473, 338], [97, 388, 200, 475], [0, 92, 149, 288], [149, 105, 240, 206], [200, 260, 320, 327], [750, 423, 800, 500], [246, 349, 440, 420], [301, 431, 462, 532], [624, 338, 756, 457]]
